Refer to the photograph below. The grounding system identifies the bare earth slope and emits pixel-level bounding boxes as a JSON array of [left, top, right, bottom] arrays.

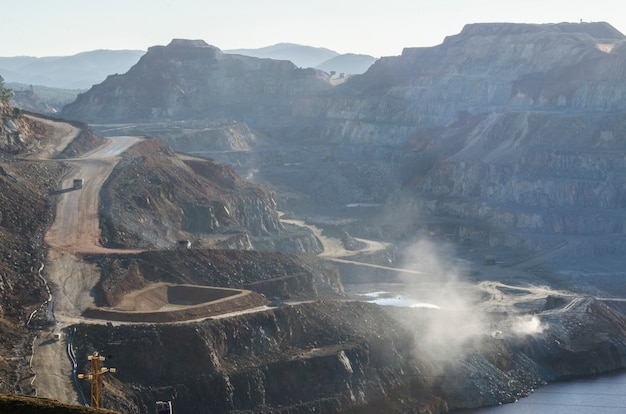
[[98, 139, 284, 249]]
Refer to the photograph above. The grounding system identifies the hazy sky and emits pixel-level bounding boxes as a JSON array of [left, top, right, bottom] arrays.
[[2, 0, 625, 58]]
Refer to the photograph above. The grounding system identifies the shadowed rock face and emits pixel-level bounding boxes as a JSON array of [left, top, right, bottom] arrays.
[[294, 23, 626, 273], [74, 298, 626, 414], [398, 111, 626, 244]]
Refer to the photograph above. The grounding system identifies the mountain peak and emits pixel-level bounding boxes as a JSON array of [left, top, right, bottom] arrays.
[[144, 39, 223, 61], [167, 39, 212, 48]]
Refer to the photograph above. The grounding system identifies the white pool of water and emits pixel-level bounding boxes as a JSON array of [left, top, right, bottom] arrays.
[[357, 290, 440, 308]]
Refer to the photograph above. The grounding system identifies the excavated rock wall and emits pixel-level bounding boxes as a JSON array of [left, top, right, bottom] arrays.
[[72, 298, 626, 414], [0, 106, 48, 155], [73, 302, 446, 414], [92, 131, 324, 253], [395, 111, 626, 256]]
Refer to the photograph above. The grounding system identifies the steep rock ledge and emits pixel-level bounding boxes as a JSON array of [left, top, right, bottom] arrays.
[[72, 298, 626, 413], [73, 302, 446, 414], [0, 107, 49, 155]]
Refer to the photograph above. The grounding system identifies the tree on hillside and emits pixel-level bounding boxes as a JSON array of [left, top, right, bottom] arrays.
[[0, 75, 14, 103]]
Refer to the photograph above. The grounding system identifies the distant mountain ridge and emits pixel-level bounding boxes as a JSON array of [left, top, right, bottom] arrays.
[[225, 43, 377, 74], [0, 49, 145, 89], [226, 43, 339, 68], [0, 43, 375, 95]]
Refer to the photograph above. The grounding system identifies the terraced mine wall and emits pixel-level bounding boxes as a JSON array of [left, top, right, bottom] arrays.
[[72, 299, 626, 414]]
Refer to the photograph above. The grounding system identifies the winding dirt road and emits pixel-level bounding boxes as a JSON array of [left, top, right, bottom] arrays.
[[23, 115, 81, 160], [44, 137, 142, 253], [43, 134, 141, 323], [280, 215, 430, 275], [28, 116, 140, 404], [281, 215, 390, 259]]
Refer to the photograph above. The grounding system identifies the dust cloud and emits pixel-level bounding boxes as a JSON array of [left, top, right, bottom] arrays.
[[511, 314, 547, 336], [397, 238, 488, 354], [394, 238, 548, 357]]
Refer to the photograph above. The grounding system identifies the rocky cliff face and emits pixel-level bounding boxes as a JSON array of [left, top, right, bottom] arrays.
[[72, 298, 626, 414], [73, 302, 442, 414], [61, 39, 333, 123], [316, 23, 626, 269], [400, 111, 626, 252], [62, 23, 626, 278], [0, 105, 48, 155], [344, 22, 626, 125]]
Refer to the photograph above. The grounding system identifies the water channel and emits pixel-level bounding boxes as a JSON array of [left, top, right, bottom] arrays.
[[465, 370, 626, 413]]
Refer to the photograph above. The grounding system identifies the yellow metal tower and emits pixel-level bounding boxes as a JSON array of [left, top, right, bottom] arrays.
[[77, 352, 117, 408]]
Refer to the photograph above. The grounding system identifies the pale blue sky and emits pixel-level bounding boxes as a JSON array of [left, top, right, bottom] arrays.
[[2, 0, 624, 57]]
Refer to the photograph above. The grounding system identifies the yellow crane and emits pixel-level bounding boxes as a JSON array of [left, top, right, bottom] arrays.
[[77, 352, 116, 408]]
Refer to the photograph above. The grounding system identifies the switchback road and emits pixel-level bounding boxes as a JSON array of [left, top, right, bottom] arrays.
[[28, 116, 140, 403]]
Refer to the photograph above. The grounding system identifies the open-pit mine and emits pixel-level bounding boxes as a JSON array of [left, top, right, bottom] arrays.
[[2, 21, 626, 414]]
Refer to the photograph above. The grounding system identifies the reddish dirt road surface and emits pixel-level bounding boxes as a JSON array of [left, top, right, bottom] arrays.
[[28, 116, 140, 404], [44, 136, 142, 254]]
